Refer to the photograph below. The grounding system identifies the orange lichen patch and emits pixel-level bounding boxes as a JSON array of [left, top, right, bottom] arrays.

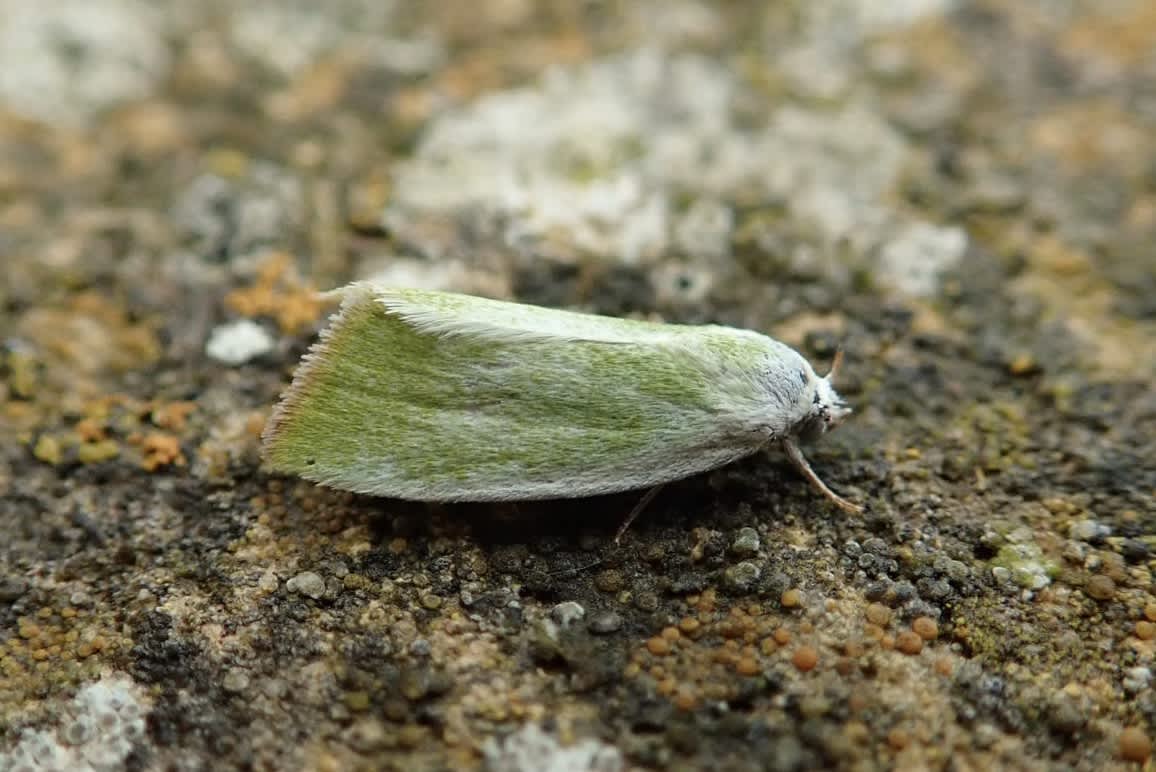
[[435, 32, 590, 102], [1030, 101, 1150, 171], [150, 400, 197, 432], [264, 57, 353, 123], [1007, 231, 1156, 379], [16, 292, 160, 391], [136, 432, 186, 471], [1060, 3, 1156, 67], [75, 417, 107, 442], [2, 607, 121, 683], [109, 101, 189, 157], [225, 252, 324, 334]]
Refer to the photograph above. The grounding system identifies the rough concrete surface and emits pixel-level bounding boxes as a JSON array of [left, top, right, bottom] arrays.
[[1, 1, 1154, 770]]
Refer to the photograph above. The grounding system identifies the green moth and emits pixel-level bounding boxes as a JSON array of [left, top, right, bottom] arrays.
[[262, 283, 862, 516]]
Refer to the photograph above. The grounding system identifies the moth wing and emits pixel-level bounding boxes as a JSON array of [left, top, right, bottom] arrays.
[[263, 287, 779, 501], [366, 284, 678, 345]]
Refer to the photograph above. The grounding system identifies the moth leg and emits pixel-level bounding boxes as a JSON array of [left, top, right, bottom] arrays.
[[782, 439, 863, 514], [614, 484, 666, 544]]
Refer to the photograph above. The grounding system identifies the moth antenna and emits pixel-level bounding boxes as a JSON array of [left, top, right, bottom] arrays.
[[782, 438, 863, 514], [826, 348, 845, 382]]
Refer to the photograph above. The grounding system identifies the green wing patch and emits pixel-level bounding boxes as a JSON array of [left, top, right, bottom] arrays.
[[263, 290, 773, 500]]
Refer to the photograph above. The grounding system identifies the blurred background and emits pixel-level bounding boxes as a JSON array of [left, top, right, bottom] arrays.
[[1, 1, 1154, 770]]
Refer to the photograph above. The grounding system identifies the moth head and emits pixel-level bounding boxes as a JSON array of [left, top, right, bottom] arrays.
[[795, 350, 852, 442]]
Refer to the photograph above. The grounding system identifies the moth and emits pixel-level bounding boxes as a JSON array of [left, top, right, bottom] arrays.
[[262, 284, 863, 530]]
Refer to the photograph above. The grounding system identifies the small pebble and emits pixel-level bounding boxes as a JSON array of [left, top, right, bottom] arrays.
[[792, 646, 818, 672], [588, 611, 623, 635], [1046, 699, 1085, 735], [348, 719, 389, 752], [1145, 602, 1156, 622], [1085, 575, 1116, 601], [286, 571, 326, 599], [594, 569, 625, 593], [1119, 727, 1152, 763], [550, 601, 586, 627], [1121, 539, 1149, 563], [1069, 520, 1109, 542], [725, 561, 761, 593], [205, 319, 274, 365], [896, 631, 923, 655], [222, 668, 250, 693], [0, 576, 28, 602], [892, 581, 916, 602], [731, 527, 760, 557], [1123, 667, 1151, 695], [1135, 621, 1155, 641]]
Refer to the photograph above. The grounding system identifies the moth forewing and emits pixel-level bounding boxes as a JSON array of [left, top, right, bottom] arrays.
[[262, 284, 861, 513], [264, 288, 760, 499]]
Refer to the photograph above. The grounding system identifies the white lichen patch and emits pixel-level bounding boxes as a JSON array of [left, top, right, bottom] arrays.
[[484, 724, 623, 772], [992, 532, 1059, 591], [386, 49, 738, 265], [877, 221, 968, 298], [0, 674, 151, 772], [0, 0, 170, 126], [205, 319, 275, 365], [229, 0, 403, 77], [386, 33, 966, 298]]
